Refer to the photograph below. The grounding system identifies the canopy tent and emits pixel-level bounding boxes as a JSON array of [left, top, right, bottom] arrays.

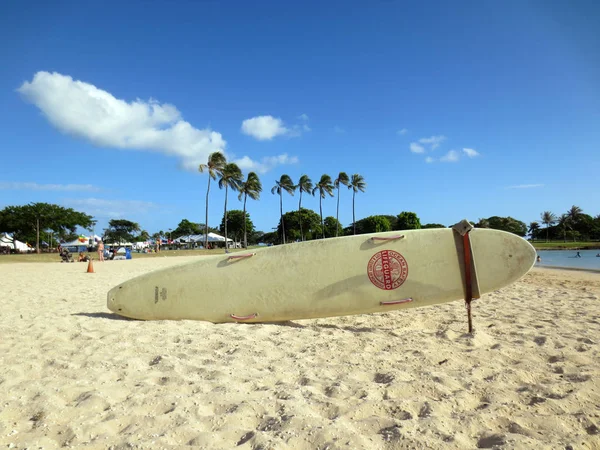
[[0, 233, 34, 252], [59, 234, 103, 253], [175, 232, 232, 243]]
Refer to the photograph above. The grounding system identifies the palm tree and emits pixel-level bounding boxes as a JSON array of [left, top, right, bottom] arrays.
[[312, 174, 334, 239], [528, 222, 540, 242], [218, 163, 243, 252], [271, 175, 295, 244], [540, 211, 556, 242], [348, 174, 366, 235], [557, 214, 571, 243], [334, 172, 350, 237], [296, 174, 314, 241], [238, 172, 262, 249], [199, 152, 227, 249], [567, 205, 583, 226]]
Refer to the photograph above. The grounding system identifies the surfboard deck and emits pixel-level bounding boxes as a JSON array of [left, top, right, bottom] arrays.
[[107, 227, 536, 322]]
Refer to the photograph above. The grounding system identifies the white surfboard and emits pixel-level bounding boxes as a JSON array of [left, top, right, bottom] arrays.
[[107, 224, 536, 323]]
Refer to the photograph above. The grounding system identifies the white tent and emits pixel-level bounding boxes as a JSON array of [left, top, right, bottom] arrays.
[[179, 233, 232, 243], [0, 233, 34, 252]]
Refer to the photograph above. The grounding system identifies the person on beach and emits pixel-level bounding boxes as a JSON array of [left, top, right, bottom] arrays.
[[97, 240, 105, 262], [537, 255, 541, 263], [78, 252, 89, 262]]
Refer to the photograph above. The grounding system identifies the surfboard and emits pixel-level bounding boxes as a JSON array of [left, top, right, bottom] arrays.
[[107, 223, 536, 323]]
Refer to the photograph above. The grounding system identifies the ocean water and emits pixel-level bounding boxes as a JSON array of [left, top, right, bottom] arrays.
[[536, 249, 600, 271]]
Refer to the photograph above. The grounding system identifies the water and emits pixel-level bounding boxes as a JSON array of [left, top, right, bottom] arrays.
[[536, 249, 600, 271]]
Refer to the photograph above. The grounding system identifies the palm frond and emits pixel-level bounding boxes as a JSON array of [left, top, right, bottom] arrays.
[[334, 172, 350, 188]]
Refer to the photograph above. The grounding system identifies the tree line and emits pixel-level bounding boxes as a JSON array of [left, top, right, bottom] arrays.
[[531, 206, 600, 242], [197, 151, 367, 247], [1, 175, 598, 253]]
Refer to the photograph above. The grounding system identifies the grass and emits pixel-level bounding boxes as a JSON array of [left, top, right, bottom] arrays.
[[532, 241, 600, 250], [0, 246, 260, 264]]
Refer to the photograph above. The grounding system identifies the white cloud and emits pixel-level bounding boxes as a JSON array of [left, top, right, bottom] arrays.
[[506, 184, 544, 189], [234, 154, 299, 174], [463, 148, 480, 158], [333, 126, 345, 134], [18, 71, 294, 174], [241, 115, 289, 140], [410, 142, 425, 153], [425, 156, 435, 163], [418, 135, 446, 149], [298, 113, 309, 121], [440, 150, 460, 162], [0, 182, 100, 192], [64, 198, 158, 218], [397, 128, 408, 135], [409, 134, 446, 155]]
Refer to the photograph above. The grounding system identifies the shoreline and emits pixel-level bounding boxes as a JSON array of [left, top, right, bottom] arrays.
[[534, 265, 600, 274]]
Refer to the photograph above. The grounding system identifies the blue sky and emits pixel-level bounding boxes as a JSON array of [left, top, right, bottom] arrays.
[[1, 0, 599, 237]]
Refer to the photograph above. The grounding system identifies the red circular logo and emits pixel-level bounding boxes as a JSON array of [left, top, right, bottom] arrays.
[[367, 250, 408, 290]]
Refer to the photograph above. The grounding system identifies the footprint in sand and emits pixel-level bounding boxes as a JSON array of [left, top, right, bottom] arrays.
[[477, 433, 506, 448]]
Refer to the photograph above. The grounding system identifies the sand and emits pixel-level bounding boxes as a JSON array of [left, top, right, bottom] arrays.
[[0, 257, 599, 449]]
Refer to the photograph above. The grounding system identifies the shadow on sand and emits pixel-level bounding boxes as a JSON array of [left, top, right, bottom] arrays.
[[71, 312, 139, 321]]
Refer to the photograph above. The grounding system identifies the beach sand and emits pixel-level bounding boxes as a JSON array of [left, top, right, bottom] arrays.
[[1, 258, 599, 449]]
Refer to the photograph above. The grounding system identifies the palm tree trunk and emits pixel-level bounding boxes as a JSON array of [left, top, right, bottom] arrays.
[[352, 190, 356, 235], [545, 225, 548, 243], [298, 192, 303, 242], [243, 194, 248, 249], [320, 196, 324, 239], [205, 177, 211, 249], [36, 217, 40, 254], [336, 187, 340, 237], [224, 185, 229, 251], [280, 192, 285, 245]]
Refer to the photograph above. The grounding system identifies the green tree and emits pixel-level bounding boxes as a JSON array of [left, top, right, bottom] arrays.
[[528, 222, 540, 242], [199, 152, 227, 249], [422, 223, 446, 229], [259, 231, 280, 246], [238, 172, 262, 248], [172, 219, 202, 240], [557, 214, 571, 242], [276, 208, 322, 242], [362, 215, 392, 233], [296, 174, 314, 242], [137, 230, 151, 242], [312, 174, 334, 239], [333, 172, 350, 237], [395, 211, 422, 230], [481, 216, 527, 236], [323, 216, 343, 238], [0, 203, 95, 253], [219, 210, 254, 244], [218, 162, 243, 250], [541, 211, 557, 242], [566, 205, 583, 224], [104, 219, 141, 244], [349, 174, 366, 235], [475, 218, 490, 228], [271, 175, 295, 244]]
